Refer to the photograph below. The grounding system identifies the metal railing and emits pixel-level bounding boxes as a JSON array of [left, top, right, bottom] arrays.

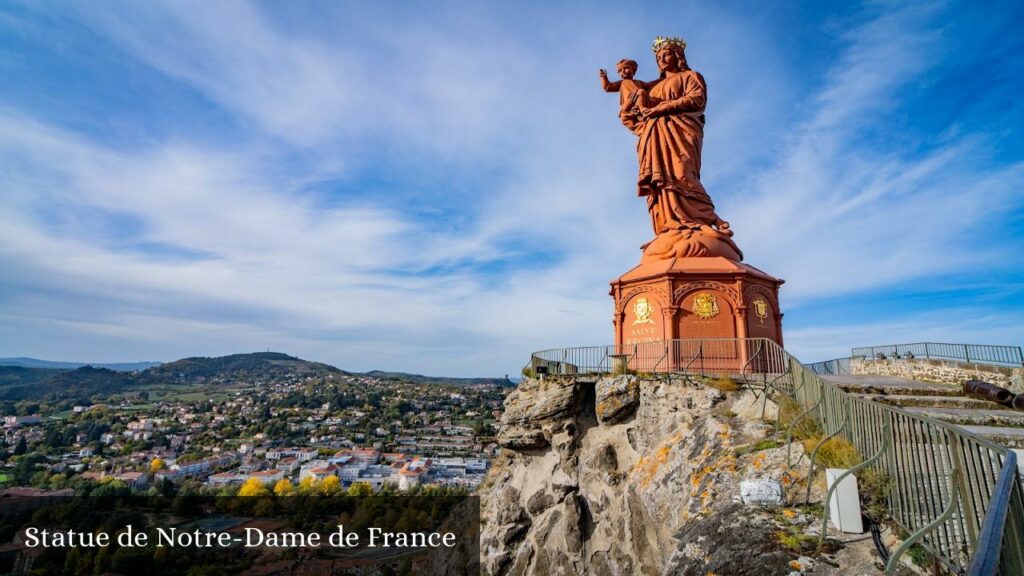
[[529, 338, 790, 377], [527, 338, 1024, 575], [851, 342, 1024, 367], [807, 357, 853, 375]]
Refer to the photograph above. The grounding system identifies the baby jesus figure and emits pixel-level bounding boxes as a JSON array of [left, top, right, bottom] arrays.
[[599, 59, 653, 134]]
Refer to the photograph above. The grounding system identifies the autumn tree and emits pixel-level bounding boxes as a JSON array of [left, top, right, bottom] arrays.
[[237, 477, 270, 497], [273, 478, 294, 497], [297, 476, 318, 495], [319, 475, 341, 495]]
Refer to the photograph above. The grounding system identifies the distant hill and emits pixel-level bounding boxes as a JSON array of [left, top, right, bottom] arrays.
[[0, 366, 66, 395], [363, 370, 514, 388], [0, 365, 135, 402], [136, 352, 341, 384], [0, 357, 161, 372], [0, 352, 512, 402]]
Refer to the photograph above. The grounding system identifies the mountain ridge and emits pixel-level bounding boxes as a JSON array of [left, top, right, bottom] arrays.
[[0, 352, 513, 402], [0, 357, 162, 372]]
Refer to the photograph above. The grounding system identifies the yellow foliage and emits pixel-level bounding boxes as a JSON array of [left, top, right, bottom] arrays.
[[273, 478, 294, 496], [298, 476, 318, 494], [802, 435, 861, 469], [150, 458, 165, 472], [237, 477, 270, 497], [320, 475, 341, 495]]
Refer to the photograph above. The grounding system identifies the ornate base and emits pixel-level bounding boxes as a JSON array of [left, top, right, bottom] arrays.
[[641, 225, 743, 262], [610, 257, 784, 369]]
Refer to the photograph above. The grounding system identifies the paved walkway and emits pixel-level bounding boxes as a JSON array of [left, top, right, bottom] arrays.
[[821, 374, 957, 391], [821, 373, 1024, 449]]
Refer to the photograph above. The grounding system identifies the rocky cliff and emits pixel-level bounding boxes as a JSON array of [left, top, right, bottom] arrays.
[[479, 375, 825, 576]]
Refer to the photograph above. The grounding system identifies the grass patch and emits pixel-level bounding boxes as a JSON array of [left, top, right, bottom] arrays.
[[801, 435, 861, 468], [706, 377, 740, 393], [907, 542, 934, 566], [733, 438, 782, 457], [777, 397, 822, 441], [858, 467, 894, 522], [775, 527, 817, 554]]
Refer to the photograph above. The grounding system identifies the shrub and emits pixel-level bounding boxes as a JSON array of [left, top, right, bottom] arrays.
[[802, 435, 861, 468]]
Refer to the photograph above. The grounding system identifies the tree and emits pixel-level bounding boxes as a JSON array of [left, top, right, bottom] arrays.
[[297, 476, 318, 495], [347, 481, 372, 496], [319, 475, 341, 495], [150, 458, 165, 472], [46, 429, 63, 449], [273, 478, 294, 497], [13, 436, 27, 456], [237, 477, 270, 497]]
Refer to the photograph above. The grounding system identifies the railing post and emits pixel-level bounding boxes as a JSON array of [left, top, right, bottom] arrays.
[[925, 342, 930, 359], [699, 340, 704, 376], [965, 344, 970, 363], [886, 467, 962, 576], [950, 433, 980, 554]]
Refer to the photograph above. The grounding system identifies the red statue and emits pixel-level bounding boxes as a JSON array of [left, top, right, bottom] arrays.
[[602, 36, 741, 262], [605, 37, 784, 353]]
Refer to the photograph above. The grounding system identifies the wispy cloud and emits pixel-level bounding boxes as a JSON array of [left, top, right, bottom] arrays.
[[0, 1, 1020, 373]]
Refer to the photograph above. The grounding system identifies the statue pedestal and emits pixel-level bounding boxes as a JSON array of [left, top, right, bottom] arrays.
[[610, 257, 784, 371]]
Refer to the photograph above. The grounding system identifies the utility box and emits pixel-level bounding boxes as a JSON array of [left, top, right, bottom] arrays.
[[826, 469, 864, 533]]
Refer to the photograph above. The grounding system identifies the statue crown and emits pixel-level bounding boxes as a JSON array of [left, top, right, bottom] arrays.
[[652, 36, 687, 52]]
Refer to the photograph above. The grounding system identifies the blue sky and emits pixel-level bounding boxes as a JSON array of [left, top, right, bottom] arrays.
[[1, 0, 1022, 376]]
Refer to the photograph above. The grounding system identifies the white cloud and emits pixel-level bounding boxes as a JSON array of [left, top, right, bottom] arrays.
[[0, 1, 1021, 374]]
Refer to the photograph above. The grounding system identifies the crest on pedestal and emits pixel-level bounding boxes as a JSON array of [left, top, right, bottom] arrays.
[[753, 298, 768, 325], [692, 293, 720, 319], [632, 297, 654, 325]]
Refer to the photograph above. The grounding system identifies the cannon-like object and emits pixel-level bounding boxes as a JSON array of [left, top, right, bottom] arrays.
[[963, 380, 1015, 406], [1013, 394, 1024, 412]]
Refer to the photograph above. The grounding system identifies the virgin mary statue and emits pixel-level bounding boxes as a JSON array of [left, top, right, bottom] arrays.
[[615, 36, 742, 262]]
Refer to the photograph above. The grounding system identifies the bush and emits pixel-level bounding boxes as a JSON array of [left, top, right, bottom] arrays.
[[802, 435, 861, 468]]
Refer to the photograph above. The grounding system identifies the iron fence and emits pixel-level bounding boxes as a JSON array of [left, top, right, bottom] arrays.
[[529, 338, 790, 377], [851, 342, 1024, 367], [806, 357, 853, 375], [527, 338, 1024, 575]]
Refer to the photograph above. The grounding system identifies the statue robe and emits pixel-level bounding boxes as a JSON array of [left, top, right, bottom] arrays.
[[635, 69, 723, 235]]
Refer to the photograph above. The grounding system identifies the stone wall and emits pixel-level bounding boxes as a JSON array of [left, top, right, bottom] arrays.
[[850, 357, 1024, 393]]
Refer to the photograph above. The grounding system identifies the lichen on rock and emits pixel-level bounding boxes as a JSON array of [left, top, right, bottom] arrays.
[[480, 376, 836, 575]]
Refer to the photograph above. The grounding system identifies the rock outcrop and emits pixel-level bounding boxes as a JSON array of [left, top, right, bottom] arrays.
[[482, 375, 815, 575]]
